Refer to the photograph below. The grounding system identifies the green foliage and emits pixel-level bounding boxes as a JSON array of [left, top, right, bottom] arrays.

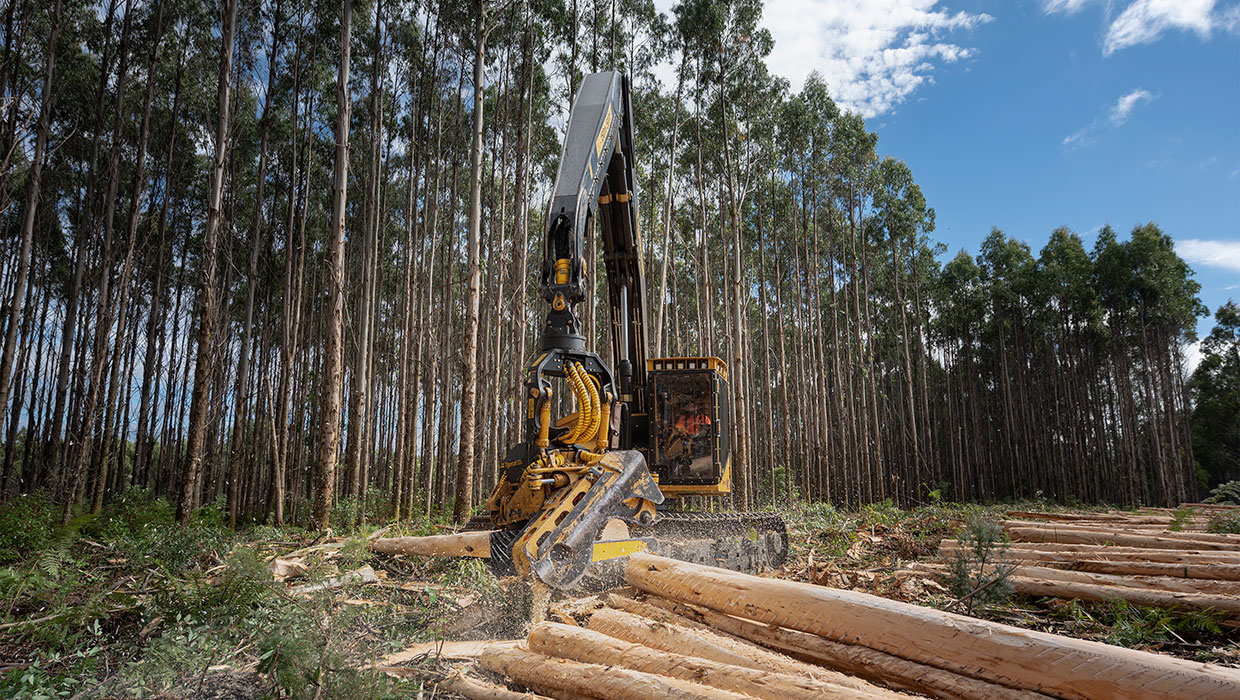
[[85, 490, 232, 575], [151, 547, 274, 622], [947, 516, 1014, 614], [1168, 506, 1196, 532], [1190, 301, 1240, 489], [1205, 480, 1240, 505], [440, 558, 500, 597], [1206, 510, 1240, 534], [0, 625, 108, 700], [756, 464, 798, 506], [1056, 599, 1227, 649], [330, 487, 395, 534], [860, 499, 902, 526], [0, 493, 61, 565]]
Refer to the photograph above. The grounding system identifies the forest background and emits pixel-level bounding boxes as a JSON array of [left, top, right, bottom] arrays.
[[0, 0, 1236, 533]]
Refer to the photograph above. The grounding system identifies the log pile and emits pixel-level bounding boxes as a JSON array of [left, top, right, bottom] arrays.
[[381, 552, 1239, 699], [934, 506, 1240, 619]]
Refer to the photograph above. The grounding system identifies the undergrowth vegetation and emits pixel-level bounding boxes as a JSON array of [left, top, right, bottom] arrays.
[[0, 491, 463, 699], [3, 492, 1236, 697]]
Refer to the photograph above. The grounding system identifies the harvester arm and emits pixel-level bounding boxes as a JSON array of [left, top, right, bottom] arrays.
[[537, 71, 648, 445]]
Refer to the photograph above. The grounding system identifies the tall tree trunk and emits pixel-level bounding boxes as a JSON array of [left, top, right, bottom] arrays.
[[0, 0, 59, 438], [455, 0, 488, 524], [314, 0, 353, 530], [177, 0, 238, 523], [228, 1, 281, 527]]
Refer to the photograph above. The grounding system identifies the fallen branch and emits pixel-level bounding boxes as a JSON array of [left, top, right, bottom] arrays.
[[288, 565, 377, 595]]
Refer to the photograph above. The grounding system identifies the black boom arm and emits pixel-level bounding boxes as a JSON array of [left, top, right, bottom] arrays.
[[539, 71, 648, 418]]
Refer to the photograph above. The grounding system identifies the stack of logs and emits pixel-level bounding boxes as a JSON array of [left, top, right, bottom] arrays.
[[399, 552, 1239, 700], [934, 505, 1240, 620]]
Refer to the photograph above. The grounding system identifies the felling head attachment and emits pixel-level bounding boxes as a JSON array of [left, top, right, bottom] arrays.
[[516, 450, 663, 590]]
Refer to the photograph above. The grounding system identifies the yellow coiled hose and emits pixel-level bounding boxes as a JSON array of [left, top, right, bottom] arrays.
[[560, 362, 590, 444]]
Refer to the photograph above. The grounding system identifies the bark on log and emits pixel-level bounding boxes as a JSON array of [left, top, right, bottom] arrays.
[[1004, 525, 1240, 551], [370, 531, 492, 558], [646, 597, 1055, 700], [1068, 560, 1240, 582], [920, 560, 1240, 595], [1014, 564, 1239, 595], [443, 674, 556, 700], [587, 606, 814, 678], [479, 643, 753, 700], [1007, 575, 1240, 617], [625, 552, 1240, 700], [528, 622, 907, 700], [940, 540, 1240, 564], [1004, 511, 1201, 526]]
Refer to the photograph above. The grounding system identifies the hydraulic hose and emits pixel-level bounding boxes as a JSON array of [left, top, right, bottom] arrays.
[[584, 371, 602, 442], [560, 362, 589, 444], [596, 391, 612, 448], [536, 387, 553, 451]]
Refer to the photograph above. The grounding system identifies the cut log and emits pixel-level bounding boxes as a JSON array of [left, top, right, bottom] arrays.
[[648, 597, 1055, 700], [1068, 559, 1240, 582], [1002, 521, 1240, 544], [917, 561, 1240, 596], [626, 552, 1240, 700], [587, 606, 815, 678], [605, 593, 729, 634], [1007, 575, 1240, 617], [1003, 511, 1198, 526], [369, 531, 492, 558], [443, 674, 557, 700], [940, 540, 1240, 564], [479, 643, 753, 700], [589, 605, 893, 694], [1004, 524, 1240, 551], [528, 622, 907, 700]]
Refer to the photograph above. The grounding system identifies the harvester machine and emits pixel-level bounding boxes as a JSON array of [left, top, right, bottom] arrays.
[[388, 72, 787, 590]]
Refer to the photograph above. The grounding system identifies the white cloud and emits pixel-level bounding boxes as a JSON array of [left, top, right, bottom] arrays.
[[1182, 339, 1203, 375], [1105, 0, 1216, 54], [1177, 238, 1240, 272], [764, 1, 992, 116], [1043, 0, 1093, 13], [1062, 88, 1156, 148], [1043, 0, 1233, 54], [653, 0, 991, 118], [1061, 125, 1095, 149], [1109, 88, 1154, 125]]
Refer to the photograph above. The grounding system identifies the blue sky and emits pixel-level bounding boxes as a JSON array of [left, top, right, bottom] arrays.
[[864, 0, 1239, 351], [650, 0, 1239, 359]]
